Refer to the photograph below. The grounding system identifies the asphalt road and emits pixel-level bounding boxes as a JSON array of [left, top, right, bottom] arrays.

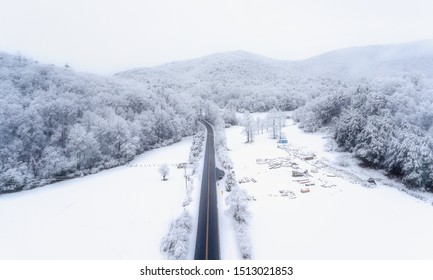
[[194, 120, 220, 260]]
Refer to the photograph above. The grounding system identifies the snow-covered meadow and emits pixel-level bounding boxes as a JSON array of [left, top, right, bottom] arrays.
[[224, 118, 433, 259], [0, 138, 194, 259]]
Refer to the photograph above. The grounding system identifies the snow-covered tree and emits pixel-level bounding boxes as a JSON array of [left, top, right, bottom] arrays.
[[159, 163, 170, 181], [221, 108, 238, 126], [40, 146, 71, 178], [255, 116, 265, 134], [335, 110, 366, 151], [266, 108, 280, 139], [225, 171, 237, 192], [354, 115, 393, 166], [66, 124, 101, 170], [242, 111, 255, 143]]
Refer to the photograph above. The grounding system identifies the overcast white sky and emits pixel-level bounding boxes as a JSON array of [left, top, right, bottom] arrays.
[[1, 0, 432, 74]]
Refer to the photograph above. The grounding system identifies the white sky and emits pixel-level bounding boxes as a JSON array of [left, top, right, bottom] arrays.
[[1, 0, 433, 75]]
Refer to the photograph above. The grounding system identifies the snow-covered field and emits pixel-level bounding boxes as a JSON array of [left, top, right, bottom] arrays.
[[225, 119, 433, 259], [0, 138, 193, 259], [2, 117, 433, 260]]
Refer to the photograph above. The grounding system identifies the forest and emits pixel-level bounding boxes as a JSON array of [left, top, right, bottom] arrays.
[[293, 74, 433, 191], [2, 41, 433, 193], [0, 52, 201, 193]]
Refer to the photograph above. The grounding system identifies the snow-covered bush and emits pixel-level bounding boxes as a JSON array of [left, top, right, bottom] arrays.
[[182, 177, 194, 208], [225, 186, 252, 259], [188, 128, 205, 173], [216, 146, 234, 170], [0, 164, 33, 192], [160, 210, 192, 260], [206, 109, 234, 170], [225, 171, 237, 192]]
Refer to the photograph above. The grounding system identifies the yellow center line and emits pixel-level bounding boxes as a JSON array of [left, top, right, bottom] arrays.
[[205, 141, 210, 260]]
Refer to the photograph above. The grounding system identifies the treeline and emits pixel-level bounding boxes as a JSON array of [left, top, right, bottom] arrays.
[[293, 74, 433, 191], [0, 53, 201, 193], [186, 77, 341, 113], [118, 52, 344, 114], [197, 84, 305, 112]]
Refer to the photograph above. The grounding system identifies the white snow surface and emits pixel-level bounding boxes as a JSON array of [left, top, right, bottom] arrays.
[[224, 118, 433, 259], [215, 155, 241, 260], [0, 138, 193, 259]]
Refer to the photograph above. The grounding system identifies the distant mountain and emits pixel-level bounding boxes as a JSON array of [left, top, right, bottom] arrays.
[[117, 40, 433, 84], [116, 50, 298, 87], [297, 40, 433, 79]]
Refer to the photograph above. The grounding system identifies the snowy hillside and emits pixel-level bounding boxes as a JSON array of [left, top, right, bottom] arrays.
[[116, 51, 308, 112], [117, 51, 295, 86], [116, 40, 433, 113], [118, 40, 433, 84], [0, 52, 200, 194], [298, 40, 433, 79]]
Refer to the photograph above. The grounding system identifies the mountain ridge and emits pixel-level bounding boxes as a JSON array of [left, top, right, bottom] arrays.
[[116, 40, 433, 82]]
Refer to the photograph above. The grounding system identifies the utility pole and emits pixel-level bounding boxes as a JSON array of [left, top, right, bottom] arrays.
[[184, 166, 188, 189]]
